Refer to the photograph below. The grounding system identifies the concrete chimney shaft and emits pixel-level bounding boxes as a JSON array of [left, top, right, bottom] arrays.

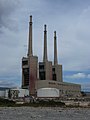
[[28, 15, 33, 56], [43, 24, 48, 62], [54, 31, 58, 65]]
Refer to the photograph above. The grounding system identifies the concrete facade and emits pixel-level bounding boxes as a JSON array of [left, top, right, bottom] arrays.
[[22, 16, 38, 95], [39, 61, 52, 80], [52, 64, 63, 82], [35, 80, 81, 97], [22, 15, 81, 97], [29, 56, 38, 95], [22, 57, 29, 88]]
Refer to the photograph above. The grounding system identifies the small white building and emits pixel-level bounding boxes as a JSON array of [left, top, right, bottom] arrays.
[[5, 88, 29, 99], [0, 87, 9, 98], [0, 90, 5, 97]]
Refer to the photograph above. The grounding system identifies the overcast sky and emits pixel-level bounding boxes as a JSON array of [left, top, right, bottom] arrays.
[[0, 0, 90, 91]]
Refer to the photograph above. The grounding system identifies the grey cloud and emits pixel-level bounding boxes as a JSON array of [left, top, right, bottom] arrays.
[[0, 80, 18, 88], [65, 73, 90, 79], [56, 5, 90, 71], [0, 0, 90, 88], [0, 0, 20, 33]]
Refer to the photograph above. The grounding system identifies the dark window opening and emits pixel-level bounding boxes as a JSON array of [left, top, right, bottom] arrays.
[[53, 74, 56, 81], [22, 60, 28, 65], [39, 71, 45, 80], [52, 68, 55, 72], [23, 68, 29, 86], [23, 68, 29, 73], [39, 64, 44, 70]]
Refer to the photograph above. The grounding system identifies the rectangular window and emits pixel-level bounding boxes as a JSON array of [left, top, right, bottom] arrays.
[[22, 60, 28, 65]]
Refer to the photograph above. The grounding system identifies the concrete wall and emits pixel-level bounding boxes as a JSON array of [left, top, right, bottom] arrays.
[[45, 61, 52, 80], [37, 88, 59, 98], [36, 80, 81, 97], [53, 64, 63, 82], [22, 57, 29, 88], [29, 56, 38, 95]]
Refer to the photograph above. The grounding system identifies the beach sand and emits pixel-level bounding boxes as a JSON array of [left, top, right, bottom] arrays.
[[0, 107, 90, 120]]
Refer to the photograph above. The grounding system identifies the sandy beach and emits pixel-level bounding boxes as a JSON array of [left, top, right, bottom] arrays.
[[0, 107, 90, 120]]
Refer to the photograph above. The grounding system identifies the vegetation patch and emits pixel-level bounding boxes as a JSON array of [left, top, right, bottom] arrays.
[[22, 100, 65, 107], [0, 98, 15, 107], [0, 98, 66, 107]]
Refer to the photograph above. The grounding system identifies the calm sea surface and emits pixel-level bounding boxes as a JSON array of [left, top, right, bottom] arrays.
[[0, 107, 90, 120]]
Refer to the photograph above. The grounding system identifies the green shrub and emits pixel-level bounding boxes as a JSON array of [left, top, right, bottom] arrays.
[[0, 98, 15, 107]]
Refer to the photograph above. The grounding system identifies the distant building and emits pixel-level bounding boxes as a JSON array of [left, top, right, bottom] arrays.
[[22, 16, 81, 97], [0, 87, 10, 98]]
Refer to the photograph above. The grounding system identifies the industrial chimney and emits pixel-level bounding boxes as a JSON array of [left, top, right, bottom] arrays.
[[43, 24, 48, 62], [28, 15, 33, 56], [54, 31, 58, 65]]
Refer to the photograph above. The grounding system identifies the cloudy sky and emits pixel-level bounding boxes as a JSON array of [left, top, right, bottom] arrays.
[[0, 0, 90, 91]]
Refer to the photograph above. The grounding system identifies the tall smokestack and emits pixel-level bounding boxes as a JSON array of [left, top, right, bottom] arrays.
[[43, 24, 48, 62], [28, 15, 33, 56], [54, 31, 58, 65]]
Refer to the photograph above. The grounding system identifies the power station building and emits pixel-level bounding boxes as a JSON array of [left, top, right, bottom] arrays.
[[22, 16, 81, 97]]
